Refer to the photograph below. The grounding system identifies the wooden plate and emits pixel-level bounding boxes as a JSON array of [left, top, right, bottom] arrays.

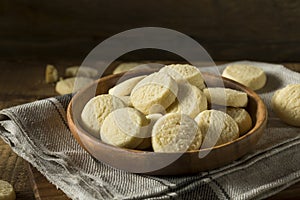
[[67, 70, 267, 175]]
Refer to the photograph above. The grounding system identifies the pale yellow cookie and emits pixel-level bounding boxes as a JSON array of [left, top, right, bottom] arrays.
[[131, 72, 178, 114], [226, 107, 252, 135], [45, 64, 58, 83], [272, 84, 300, 126], [108, 75, 146, 97], [222, 64, 267, 90], [136, 113, 163, 150], [152, 113, 202, 152], [65, 66, 98, 78], [81, 94, 126, 138], [159, 64, 205, 89], [55, 77, 93, 95], [0, 180, 16, 200], [195, 110, 239, 146], [113, 62, 141, 74], [167, 83, 207, 118], [65, 66, 80, 77], [101, 107, 149, 148], [203, 87, 248, 107]]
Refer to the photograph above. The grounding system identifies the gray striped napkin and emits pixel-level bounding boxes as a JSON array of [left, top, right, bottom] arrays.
[[0, 61, 299, 200]]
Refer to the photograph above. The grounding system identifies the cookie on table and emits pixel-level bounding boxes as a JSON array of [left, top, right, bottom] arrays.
[[130, 72, 178, 114], [55, 77, 93, 95], [203, 87, 248, 107], [271, 84, 300, 126], [45, 64, 58, 83], [113, 62, 141, 74], [152, 113, 202, 152], [195, 110, 239, 147], [101, 107, 149, 149], [159, 64, 206, 89], [65, 66, 98, 78], [222, 64, 267, 90], [226, 107, 252, 135], [167, 83, 207, 118], [81, 94, 126, 138], [0, 180, 16, 200]]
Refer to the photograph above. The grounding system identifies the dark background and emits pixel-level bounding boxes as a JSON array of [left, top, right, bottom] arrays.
[[1, 0, 300, 62]]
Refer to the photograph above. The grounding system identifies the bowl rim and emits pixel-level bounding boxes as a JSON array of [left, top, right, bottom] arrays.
[[67, 70, 267, 155]]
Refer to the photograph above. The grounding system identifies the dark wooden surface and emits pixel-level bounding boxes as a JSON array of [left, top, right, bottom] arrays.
[[0, 60, 299, 199], [1, 1, 300, 62]]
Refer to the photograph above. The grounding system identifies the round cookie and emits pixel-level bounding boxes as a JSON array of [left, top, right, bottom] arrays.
[[0, 180, 16, 200], [152, 113, 202, 152], [100, 107, 149, 148], [55, 77, 93, 95], [130, 72, 178, 114], [65, 66, 98, 78], [271, 84, 300, 126], [81, 94, 126, 138], [167, 83, 207, 118], [222, 64, 267, 90], [113, 62, 141, 74], [108, 75, 146, 97], [159, 64, 205, 89], [203, 87, 248, 107], [136, 113, 163, 150], [45, 64, 58, 83], [226, 107, 252, 135], [195, 110, 239, 147]]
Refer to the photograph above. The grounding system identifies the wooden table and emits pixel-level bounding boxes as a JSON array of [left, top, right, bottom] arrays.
[[0, 60, 299, 200]]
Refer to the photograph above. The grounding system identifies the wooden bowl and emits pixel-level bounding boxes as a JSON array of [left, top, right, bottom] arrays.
[[67, 70, 267, 175]]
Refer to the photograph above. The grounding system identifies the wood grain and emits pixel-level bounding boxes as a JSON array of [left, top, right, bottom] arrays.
[[1, 1, 300, 61], [0, 60, 299, 199], [0, 138, 35, 199], [28, 165, 69, 200]]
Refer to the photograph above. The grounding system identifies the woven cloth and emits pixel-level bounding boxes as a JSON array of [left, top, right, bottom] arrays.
[[0, 61, 300, 200]]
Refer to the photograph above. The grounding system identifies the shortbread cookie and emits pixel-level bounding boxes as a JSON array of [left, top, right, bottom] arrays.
[[81, 94, 126, 138], [131, 72, 178, 114], [108, 75, 146, 97], [222, 64, 267, 90], [55, 77, 94, 95], [101, 107, 149, 148], [272, 84, 300, 126], [136, 113, 163, 150], [152, 113, 202, 152], [195, 110, 239, 146], [203, 87, 248, 107], [226, 107, 252, 135], [0, 180, 16, 200], [167, 83, 207, 118], [113, 62, 141, 74], [65, 66, 98, 78], [159, 64, 205, 89], [45, 64, 58, 83]]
